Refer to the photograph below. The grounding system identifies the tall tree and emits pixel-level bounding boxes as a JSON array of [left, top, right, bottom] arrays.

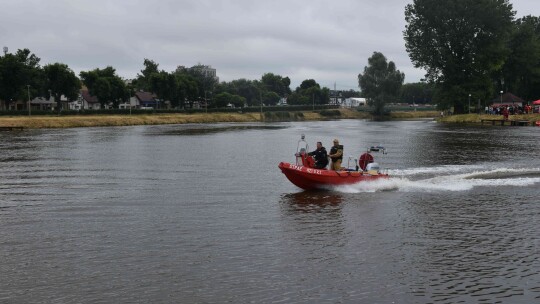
[[358, 52, 405, 116], [0, 48, 41, 109], [149, 71, 178, 108], [43, 63, 81, 112], [135, 59, 160, 91], [185, 64, 218, 101], [80, 67, 127, 108], [260, 73, 292, 97], [502, 16, 540, 101], [404, 0, 514, 112], [400, 82, 435, 104], [287, 79, 330, 106], [214, 78, 261, 106], [176, 73, 199, 108], [214, 92, 246, 108]]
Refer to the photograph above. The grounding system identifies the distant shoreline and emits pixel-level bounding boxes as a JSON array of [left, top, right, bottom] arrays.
[[438, 113, 540, 125], [0, 109, 439, 129]]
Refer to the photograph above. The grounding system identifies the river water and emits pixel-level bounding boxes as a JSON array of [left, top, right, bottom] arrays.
[[1, 120, 539, 303]]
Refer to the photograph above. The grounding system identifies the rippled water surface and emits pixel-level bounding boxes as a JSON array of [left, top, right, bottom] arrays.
[[1, 120, 540, 303]]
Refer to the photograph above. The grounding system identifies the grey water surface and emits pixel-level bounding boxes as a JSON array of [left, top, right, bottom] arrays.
[[1, 120, 539, 303]]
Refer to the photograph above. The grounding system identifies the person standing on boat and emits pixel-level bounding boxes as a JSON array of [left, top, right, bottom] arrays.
[[329, 139, 343, 170], [308, 141, 329, 169]]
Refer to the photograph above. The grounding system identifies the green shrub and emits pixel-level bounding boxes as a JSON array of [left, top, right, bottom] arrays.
[[318, 109, 341, 117]]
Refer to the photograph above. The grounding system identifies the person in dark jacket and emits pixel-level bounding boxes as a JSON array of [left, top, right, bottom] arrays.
[[308, 141, 329, 169]]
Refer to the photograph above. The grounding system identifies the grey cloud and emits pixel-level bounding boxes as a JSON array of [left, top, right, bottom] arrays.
[[2, 0, 540, 89]]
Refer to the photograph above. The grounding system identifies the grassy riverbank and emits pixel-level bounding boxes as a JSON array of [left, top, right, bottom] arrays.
[[439, 113, 540, 124], [0, 109, 440, 129]]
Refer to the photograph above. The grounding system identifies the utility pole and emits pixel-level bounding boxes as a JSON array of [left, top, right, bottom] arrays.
[[27, 85, 31, 116], [334, 82, 336, 105]]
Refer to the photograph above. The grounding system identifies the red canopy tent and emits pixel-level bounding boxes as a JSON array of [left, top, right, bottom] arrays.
[[533, 99, 540, 105]]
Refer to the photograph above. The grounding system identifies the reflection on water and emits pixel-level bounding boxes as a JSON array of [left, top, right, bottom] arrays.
[[152, 124, 287, 136], [280, 192, 344, 212], [401, 189, 540, 302], [1, 121, 539, 303]]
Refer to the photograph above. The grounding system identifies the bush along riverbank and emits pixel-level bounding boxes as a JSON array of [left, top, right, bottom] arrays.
[[261, 109, 362, 122]]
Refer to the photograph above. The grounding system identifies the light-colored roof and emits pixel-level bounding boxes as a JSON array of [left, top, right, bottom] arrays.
[[30, 97, 54, 104]]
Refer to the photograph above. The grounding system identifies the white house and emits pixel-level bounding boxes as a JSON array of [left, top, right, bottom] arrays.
[[119, 96, 140, 109], [342, 98, 367, 108], [78, 90, 101, 110], [30, 97, 55, 111]]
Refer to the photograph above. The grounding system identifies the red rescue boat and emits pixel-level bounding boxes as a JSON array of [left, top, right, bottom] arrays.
[[279, 135, 389, 190]]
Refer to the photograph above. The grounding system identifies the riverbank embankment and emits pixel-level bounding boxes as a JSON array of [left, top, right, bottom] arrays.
[[0, 109, 440, 129], [439, 113, 540, 125]]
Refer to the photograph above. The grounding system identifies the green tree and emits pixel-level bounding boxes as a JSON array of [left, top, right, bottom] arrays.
[[341, 90, 362, 98], [93, 78, 112, 108], [358, 52, 405, 116], [404, 0, 514, 112], [287, 79, 330, 106], [262, 91, 280, 106], [261, 73, 292, 97], [80, 67, 127, 108], [186, 64, 218, 102], [135, 58, 160, 91], [502, 16, 540, 101], [149, 71, 173, 108], [0, 48, 41, 109], [214, 78, 261, 106], [299, 79, 319, 91], [43, 63, 81, 112], [400, 82, 435, 104], [214, 92, 246, 108], [287, 92, 309, 105], [176, 74, 199, 108]]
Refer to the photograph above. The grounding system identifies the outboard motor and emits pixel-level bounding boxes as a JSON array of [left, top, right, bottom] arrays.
[[366, 162, 380, 173]]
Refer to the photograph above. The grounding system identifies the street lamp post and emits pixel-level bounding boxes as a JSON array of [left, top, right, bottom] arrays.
[[500, 91, 503, 104], [27, 85, 31, 116], [260, 91, 263, 121], [468, 94, 471, 114]]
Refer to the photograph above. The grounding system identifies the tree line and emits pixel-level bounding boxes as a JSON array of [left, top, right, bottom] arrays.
[[0, 50, 354, 111], [3, 1, 536, 115], [130, 59, 336, 108], [404, 0, 540, 113]]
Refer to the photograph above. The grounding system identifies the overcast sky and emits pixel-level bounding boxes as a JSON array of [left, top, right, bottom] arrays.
[[2, 0, 540, 90]]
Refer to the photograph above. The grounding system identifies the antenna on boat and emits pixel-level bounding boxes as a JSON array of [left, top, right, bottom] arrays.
[[298, 134, 308, 151], [296, 134, 309, 166]]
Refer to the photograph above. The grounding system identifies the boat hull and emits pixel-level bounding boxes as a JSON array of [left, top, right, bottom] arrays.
[[278, 162, 389, 190]]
